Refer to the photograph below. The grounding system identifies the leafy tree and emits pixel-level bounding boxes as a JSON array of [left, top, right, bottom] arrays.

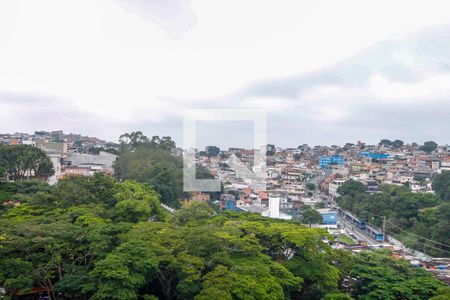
[[90, 240, 159, 300], [0, 166, 6, 179], [430, 287, 450, 300], [87, 146, 118, 155], [149, 136, 176, 152], [432, 170, 450, 201], [206, 146, 220, 157], [413, 175, 426, 184], [350, 250, 446, 300], [114, 147, 183, 207], [0, 144, 54, 180], [170, 202, 213, 226], [113, 180, 165, 222], [34, 130, 48, 136], [315, 202, 326, 209], [0, 180, 16, 203], [337, 180, 366, 197], [119, 132, 176, 153], [52, 174, 116, 208], [0, 175, 141, 299], [336, 182, 448, 256], [300, 206, 323, 227], [115, 139, 213, 208], [124, 217, 304, 300], [266, 144, 276, 156], [420, 141, 438, 153], [194, 265, 233, 300], [392, 139, 404, 148], [306, 183, 316, 191], [119, 131, 149, 151], [379, 139, 392, 147], [321, 292, 353, 300], [1, 156, 448, 300]]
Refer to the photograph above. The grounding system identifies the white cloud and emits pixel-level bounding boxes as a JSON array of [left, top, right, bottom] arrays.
[[1, 1, 450, 145], [369, 73, 450, 99]]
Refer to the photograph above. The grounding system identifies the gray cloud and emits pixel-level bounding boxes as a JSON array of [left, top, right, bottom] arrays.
[[132, 24, 450, 147], [0, 91, 124, 140], [3, 25, 450, 148], [236, 25, 450, 100]]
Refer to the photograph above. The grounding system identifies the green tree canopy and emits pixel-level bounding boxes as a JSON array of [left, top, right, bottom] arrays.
[[336, 183, 448, 257], [170, 202, 213, 226], [300, 205, 323, 227], [420, 141, 438, 153], [114, 147, 183, 207], [0, 144, 54, 180], [392, 139, 404, 148], [350, 250, 446, 300], [306, 183, 316, 191], [337, 180, 366, 197], [432, 170, 450, 201], [119, 132, 176, 153], [206, 146, 220, 157], [379, 139, 392, 147], [114, 142, 213, 208], [0, 155, 448, 299], [113, 180, 166, 222]]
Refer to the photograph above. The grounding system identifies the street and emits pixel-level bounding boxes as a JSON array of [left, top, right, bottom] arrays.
[[338, 216, 378, 245]]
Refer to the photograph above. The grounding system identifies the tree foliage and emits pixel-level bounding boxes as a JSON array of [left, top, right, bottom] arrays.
[[379, 139, 392, 147], [337, 180, 366, 198], [0, 176, 447, 299], [119, 131, 176, 153], [419, 141, 438, 153], [306, 183, 316, 191], [0, 144, 54, 180], [432, 170, 450, 201], [114, 134, 213, 208], [300, 205, 323, 227], [350, 250, 447, 300], [392, 139, 404, 148], [206, 146, 220, 157], [336, 180, 449, 257]]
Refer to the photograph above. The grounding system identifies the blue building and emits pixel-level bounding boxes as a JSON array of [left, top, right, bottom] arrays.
[[220, 194, 236, 211], [320, 156, 345, 168], [317, 209, 338, 228], [321, 211, 338, 225], [360, 151, 389, 160]]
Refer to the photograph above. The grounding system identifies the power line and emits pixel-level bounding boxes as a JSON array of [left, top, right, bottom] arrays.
[[347, 207, 450, 249], [386, 221, 450, 249], [386, 221, 450, 248], [346, 207, 450, 250], [385, 229, 450, 255], [351, 206, 385, 219]]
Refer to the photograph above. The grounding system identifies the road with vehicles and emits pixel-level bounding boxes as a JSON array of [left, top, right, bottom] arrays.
[[338, 214, 378, 245]]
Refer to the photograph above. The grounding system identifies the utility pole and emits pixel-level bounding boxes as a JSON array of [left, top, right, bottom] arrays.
[[382, 216, 386, 243]]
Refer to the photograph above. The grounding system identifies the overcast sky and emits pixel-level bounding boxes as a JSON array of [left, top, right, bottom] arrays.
[[1, 0, 450, 148]]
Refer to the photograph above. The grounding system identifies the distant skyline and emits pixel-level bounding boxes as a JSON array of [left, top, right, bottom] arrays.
[[1, 129, 446, 151], [1, 1, 450, 147]]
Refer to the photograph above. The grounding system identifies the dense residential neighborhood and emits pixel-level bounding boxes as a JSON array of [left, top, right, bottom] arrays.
[[1, 131, 449, 299], [193, 141, 450, 278], [2, 1, 450, 299], [0, 131, 118, 184]]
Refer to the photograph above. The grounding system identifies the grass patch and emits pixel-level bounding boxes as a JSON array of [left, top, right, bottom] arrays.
[[337, 234, 356, 245]]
